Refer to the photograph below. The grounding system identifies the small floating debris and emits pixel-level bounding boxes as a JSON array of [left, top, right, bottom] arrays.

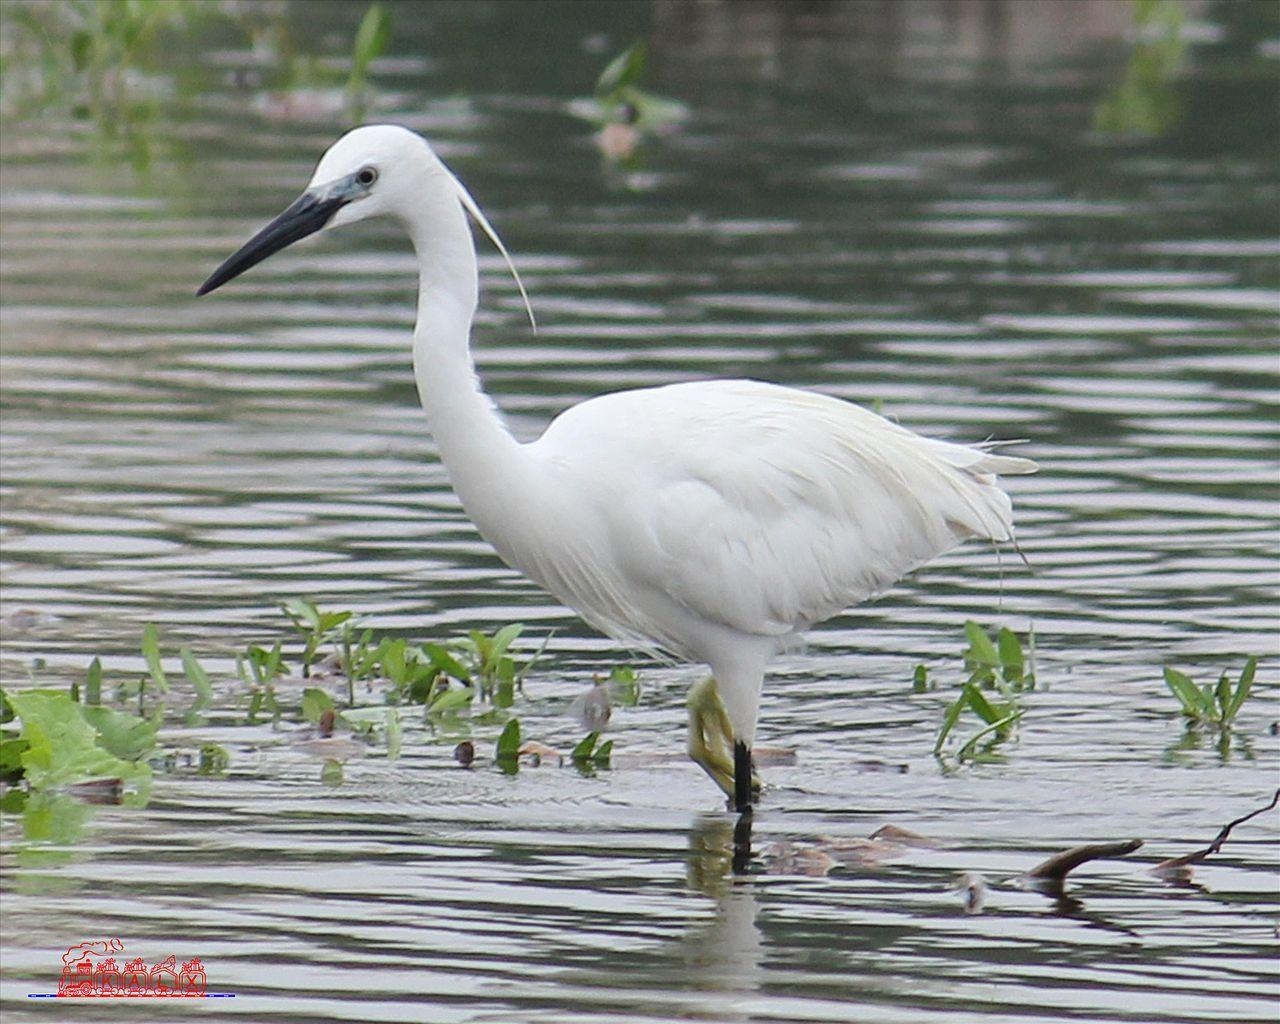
[[763, 840, 838, 877], [953, 872, 987, 915]]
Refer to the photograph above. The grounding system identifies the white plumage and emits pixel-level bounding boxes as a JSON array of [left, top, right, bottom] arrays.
[[198, 125, 1036, 810]]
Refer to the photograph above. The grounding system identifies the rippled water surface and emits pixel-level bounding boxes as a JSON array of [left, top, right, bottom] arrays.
[[1, 3, 1277, 1022]]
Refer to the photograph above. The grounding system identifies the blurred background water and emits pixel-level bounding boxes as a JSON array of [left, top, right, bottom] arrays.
[[0, 1, 1277, 1021]]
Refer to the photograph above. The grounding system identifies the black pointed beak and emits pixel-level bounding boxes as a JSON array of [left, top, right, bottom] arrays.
[[197, 190, 347, 296]]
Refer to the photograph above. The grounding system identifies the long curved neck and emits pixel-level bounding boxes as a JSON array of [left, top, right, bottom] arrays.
[[402, 172, 530, 542]]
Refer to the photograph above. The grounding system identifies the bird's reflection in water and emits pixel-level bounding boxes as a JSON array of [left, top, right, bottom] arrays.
[[682, 813, 764, 1006]]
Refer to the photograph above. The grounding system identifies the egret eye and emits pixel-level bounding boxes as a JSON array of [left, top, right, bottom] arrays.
[[356, 166, 378, 187]]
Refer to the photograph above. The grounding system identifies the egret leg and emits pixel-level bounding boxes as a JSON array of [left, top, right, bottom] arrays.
[[687, 677, 761, 808]]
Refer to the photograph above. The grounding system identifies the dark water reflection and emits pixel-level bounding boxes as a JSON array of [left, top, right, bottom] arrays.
[[1, 2, 1277, 1021]]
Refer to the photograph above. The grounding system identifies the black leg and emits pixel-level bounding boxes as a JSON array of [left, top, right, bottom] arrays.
[[733, 739, 753, 813], [732, 804, 753, 874]]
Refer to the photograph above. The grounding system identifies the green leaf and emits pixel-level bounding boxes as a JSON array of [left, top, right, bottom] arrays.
[[933, 693, 967, 754], [181, 649, 212, 709], [7, 690, 152, 793], [379, 638, 407, 683], [912, 664, 930, 692], [495, 718, 521, 762], [489, 623, 523, 662], [1224, 657, 1257, 722], [385, 708, 402, 761], [593, 739, 613, 767], [1214, 671, 1232, 718], [339, 706, 391, 726], [427, 685, 475, 715], [423, 643, 471, 682], [320, 759, 343, 786], [351, 3, 391, 79], [1, 735, 30, 782], [956, 709, 1023, 761], [140, 623, 169, 694], [596, 41, 646, 98], [301, 687, 335, 724], [1163, 666, 1210, 717], [963, 683, 1005, 725], [963, 621, 999, 669], [85, 658, 103, 706], [996, 628, 1024, 684], [570, 731, 599, 763], [79, 705, 159, 762]]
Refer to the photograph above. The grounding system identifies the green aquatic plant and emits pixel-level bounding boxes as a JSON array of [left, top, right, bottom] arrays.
[[1094, 0, 1187, 138], [346, 3, 390, 121], [568, 39, 688, 150], [0, 688, 155, 809], [494, 718, 521, 773], [570, 731, 613, 772], [1163, 658, 1257, 729], [929, 621, 1034, 762]]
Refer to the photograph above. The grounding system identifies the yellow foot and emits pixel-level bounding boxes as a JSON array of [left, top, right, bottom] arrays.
[[686, 677, 761, 803]]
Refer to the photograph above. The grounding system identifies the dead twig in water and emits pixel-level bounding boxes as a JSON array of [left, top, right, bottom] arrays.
[[1151, 788, 1279, 884]]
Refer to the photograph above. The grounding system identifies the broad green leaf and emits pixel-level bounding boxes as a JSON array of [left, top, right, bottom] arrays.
[[302, 687, 335, 724], [140, 623, 169, 694], [1163, 667, 1209, 716], [379, 639, 407, 683], [427, 686, 475, 715], [997, 628, 1024, 683], [282, 598, 321, 631], [490, 623, 524, 662], [79, 704, 159, 762], [593, 739, 613, 766], [7, 690, 152, 792], [963, 683, 1007, 726], [495, 718, 521, 761], [912, 664, 930, 692], [423, 643, 471, 682], [963, 621, 999, 668], [571, 732, 599, 763]]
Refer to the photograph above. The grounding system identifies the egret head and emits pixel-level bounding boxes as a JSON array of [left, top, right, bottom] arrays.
[[196, 125, 437, 296], [197, 125, 533, 326]]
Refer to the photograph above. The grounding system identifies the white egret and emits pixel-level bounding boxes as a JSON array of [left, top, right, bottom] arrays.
[[198, 125, 1036, 813]]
